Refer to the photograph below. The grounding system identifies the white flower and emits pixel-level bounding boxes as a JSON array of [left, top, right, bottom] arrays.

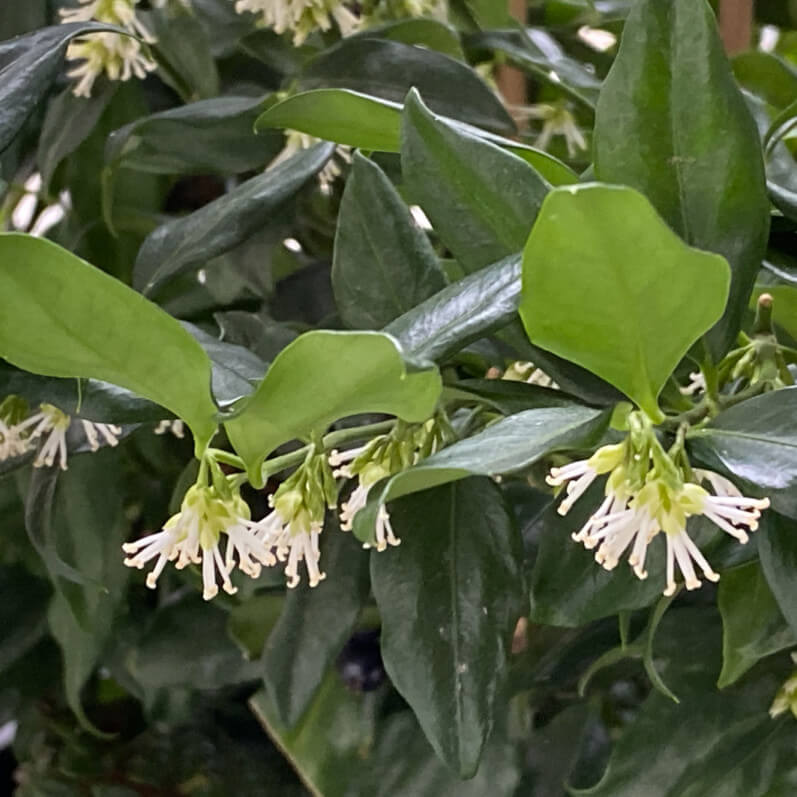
[[60, 0, 157, 97], [81, 420, 122, 451], [250, 496, 327, 588], [123, 485, 271, 599], [770, 654, 797, 719], [518, 103, 587, 158], [503, 360, 559, 389], [234, 0, 359, 45], [546, 443, 625, 516], [154, 419, 186, 438], [270, 130, 351, 191], [680, 370, 706, 396], [363, 505, 400, 552], [15, 404, 71, 470], [0, 419, 29, 461]]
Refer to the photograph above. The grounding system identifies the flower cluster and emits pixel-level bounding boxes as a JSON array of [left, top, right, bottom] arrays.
[[547, 412, 769, 595], [233, 0, 359, 45], [60, 0, 157, 97], [0, 396, 122, 471], [124, 446, 339, 595], [513, 102, 587, 158], [330, 416, 452, 550]]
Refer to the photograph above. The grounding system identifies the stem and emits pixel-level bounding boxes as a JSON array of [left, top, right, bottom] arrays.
[[207, 448, 246, 469]]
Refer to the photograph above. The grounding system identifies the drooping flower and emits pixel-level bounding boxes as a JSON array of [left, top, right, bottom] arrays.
[[123, 484, 271, 599], [270, 129, 351, 191], [330, 416, 451, 550], [14, 404, 72, 470], [80, 419, 123, 451], [60, 0, 157, 97], [154, 419, 186, 438], [518, 102, 587, 158], [247, 448, 337, 587], [233, 0, 360, 46], [503, 360, 559, 389], [547, 414, 770, 595]]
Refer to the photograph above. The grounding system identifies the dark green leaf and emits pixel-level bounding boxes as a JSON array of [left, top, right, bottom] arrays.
[[0, 234, 217, 451], [333, 152, 446, 329], [225, 330, 441, 485], [385, 253, 521, 363], [371, 478, 524, 776], [733, 52, 797, 111], [43, 451, 129, 731], [299, 38, 515, 133], [401, 89, 550, 273], [718, 560, 795, 688], [263, 519, 370, 726], [134, 143, 333, 294], [468, 28, 602, 107], [520, 184, 730, 420], [227, 594, 285, 660], [105, 95, 280, 175], [255, 89, 577, 185], [215, 310, 298, 363], [594, 0, 770, 358], [147, 7, 219, 100], [350, 18, 464, 58], [688, 387, 797, 519], [758, 512, 797, 638], [0, 566, 49, 674], [450, 378, 596, 415], [250, 675, 377, 797], [0, 22, 123, 154], [529, 483, 664, 626], [37, 83, 116, 190]]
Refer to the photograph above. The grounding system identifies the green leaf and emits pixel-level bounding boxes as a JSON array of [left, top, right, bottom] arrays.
[[349, 18, 464, 59], [43, 451, 129, 732], [688, 387, 797, 519], [133, 143, 333, 294], [758, 513, 797, 638], [333, 152, 446, 329], [401, 90, 550, 274], [385, 253, 521, 363], [718, 560, 795, 688], [593, 0, 770, 359], [263, 518, 370, 726], [147, 6, 219, 100], [354, 406, 608, 544], [299, 38, 515, 134], [250, 675, 377, 797], [227, 593, 284, 660], [0, 22, 124, 154], [370, 477, 524, 776], [519, 184, 730, 421], [529, 483, 664, 626], [224, 331, 441, 485], [37, 83, 116, 190], [105, 95, 281, 175], [733, 52, 797, 111], [0, 234, 217, 450], [255, 89, 577, 185], [578, 609, 795, 797], [467, 28, 602, 108]]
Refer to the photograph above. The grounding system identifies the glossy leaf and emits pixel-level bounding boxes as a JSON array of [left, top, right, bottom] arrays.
[[385, 253, 521, 363], [262, 519, 370, 726], [349, 18, 464, 59], [758, 513, 797, 638], [0, 234, 217, 450], [529, 483, 664, 626], [401, 90, 550, 274], [299, 37, 515, 133], [0, 22, 122, 154], [355, 406, 608, 545], [0, 566, 49, 675], [371, 478, 524, 776], [519, 184, 730, 420], [468, 28, 602, 108], [333, 152, 446, 329], [250, 676, 377, 797], [133, 142, 333, 294], [224, 331, 442, 485], [255, 89, 577, 185], [717, 560, 795, 688], [594, 0, 770, 359], [687, 387, 797, 519], [105, 95, 281, 175]]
